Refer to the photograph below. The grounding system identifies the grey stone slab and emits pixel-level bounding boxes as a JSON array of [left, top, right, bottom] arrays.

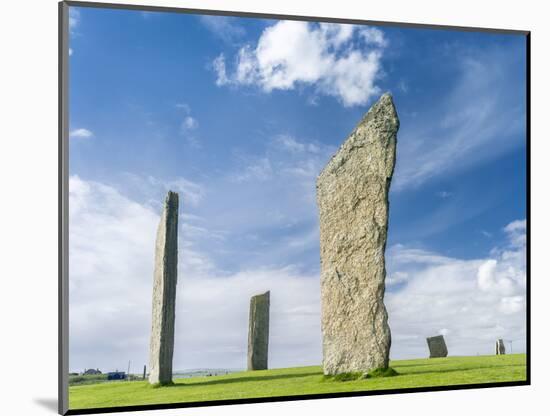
[[496, 339, 506, 355], [427, 335, 448, 358], [148, 191, 179, 385], [247, 291, 270, 371], [317, 93, 399, 375]]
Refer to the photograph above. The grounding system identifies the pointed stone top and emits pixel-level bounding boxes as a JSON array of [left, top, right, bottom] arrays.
[[317, 92, 399, 182], [362, 92, 398, 126], [164, 191, 179, 208]]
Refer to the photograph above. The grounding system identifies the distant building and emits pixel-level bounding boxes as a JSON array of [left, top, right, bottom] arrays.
[[83, 368, 102, 375], [107, 371, 126, 380]]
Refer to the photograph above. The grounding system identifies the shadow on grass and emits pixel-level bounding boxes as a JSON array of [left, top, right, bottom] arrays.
[[391, 362, 443, 368], [167, 370, 321, 388], [402, 363, 526, 377]]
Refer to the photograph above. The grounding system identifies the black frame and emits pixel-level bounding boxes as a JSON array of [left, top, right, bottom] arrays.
[[58, 1, 531, 414]]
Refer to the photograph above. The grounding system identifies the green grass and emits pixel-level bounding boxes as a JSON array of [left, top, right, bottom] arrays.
[[69, 374, 108, 386], [69, 354, 527, 410]]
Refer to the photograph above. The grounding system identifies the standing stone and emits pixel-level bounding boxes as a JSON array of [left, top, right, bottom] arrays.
[[427, 335, 448, 358], [247, 291, 270, 371], [317, 93, 398, 375], [496, 339, 506, 355], [149, 191, 179, 385]]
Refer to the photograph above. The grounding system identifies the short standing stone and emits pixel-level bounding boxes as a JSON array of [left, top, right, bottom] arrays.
[[317, 93, 399, 375], [496, 339, 506, 355], [247, 291, 270, 371], [426, 335, 448, 358], [149, 191, 179, 385]]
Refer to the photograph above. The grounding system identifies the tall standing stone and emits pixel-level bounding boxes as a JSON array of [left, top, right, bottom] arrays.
[[317, 93, 398, 375], [496, 339, 506, 355], [427, 335, 448, 358], [149, 191, 179, 385], [247, 291, 270, 371]]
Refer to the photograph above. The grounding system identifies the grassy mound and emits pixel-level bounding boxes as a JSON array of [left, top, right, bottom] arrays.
[[323, 372, 364, 382], [69, 354, 527, 410], [364, 367, 399, 379]]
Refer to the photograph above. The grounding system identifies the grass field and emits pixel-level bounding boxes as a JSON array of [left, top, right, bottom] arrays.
[[69, 354, 527, 410]]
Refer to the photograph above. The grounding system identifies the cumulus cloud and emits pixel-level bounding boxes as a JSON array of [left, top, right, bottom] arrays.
[[504, 219, 526, 247], [214, 21, 387, 107], [69, 174, 526, 370], [69, 128, 93, 139], [69, 176, 159, 372], [69, 176, 320, 371], [386, 218, 527, 359]]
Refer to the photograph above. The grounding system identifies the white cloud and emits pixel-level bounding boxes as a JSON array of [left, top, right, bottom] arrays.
[[360, 27, 388, 47], [213, 54, 229, 86], [69, 8, 80, 32], [199, 15, 245, 44], [69, 176, 159, 372], [177, 267, 321, 369], [272, 134, 320, 154], [182, 116, 198, 130], [504, 219, 526, 247], [69, 48, 73, 56], [69, 175, 526, 371], [386, 218, 526, 358], [69, 128, 93, 139], [69, 176, 320, 371], [499, 296, 524, 315], [214, 21, 387, 107]]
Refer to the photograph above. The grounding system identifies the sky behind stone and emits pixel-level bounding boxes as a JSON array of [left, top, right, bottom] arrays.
[[68, 6, 527, 373]]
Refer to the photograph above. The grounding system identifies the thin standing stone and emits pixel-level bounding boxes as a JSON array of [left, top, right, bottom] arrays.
[[317, 93, 399, 375], [148, 191, 179, 385], [247, 291, 270, 371]]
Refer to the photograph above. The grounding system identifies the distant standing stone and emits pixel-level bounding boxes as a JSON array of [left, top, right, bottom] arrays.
[[496, 339, 506, 355], [427, 335, 448, 358], [317, 93, 399, 375], [149, 191, 179, 385], [247, 291, 270, 371]]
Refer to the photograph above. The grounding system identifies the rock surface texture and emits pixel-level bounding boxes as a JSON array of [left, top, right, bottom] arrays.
[[496, 339, 506, 355], [247, 291, 270, 371], [149, 191, 179, 385], [427, 335, 448, 358], [317, 93, 399, 375]]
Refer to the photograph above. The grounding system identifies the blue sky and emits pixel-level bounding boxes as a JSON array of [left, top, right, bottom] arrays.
[[68, 6, 527, 373]]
